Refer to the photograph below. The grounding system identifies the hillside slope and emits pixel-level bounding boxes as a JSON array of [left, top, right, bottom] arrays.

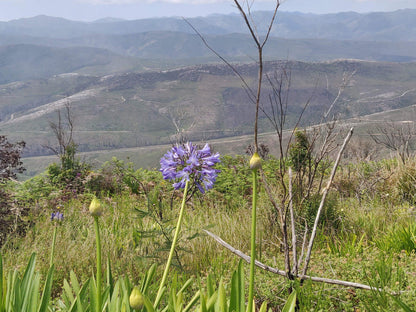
[[2, 60, 416, 163]]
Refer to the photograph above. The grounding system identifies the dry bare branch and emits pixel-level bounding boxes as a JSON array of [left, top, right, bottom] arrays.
[[288, 167, 298, 275], [301, 127, 354, 277]]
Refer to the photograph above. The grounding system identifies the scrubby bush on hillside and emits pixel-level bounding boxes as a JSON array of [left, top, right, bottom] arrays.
[[0, 135, 26, 245]]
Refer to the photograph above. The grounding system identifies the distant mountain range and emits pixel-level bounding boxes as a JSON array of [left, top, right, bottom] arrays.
[[2, 10, 416, 41], [0, 10, 416, 84]]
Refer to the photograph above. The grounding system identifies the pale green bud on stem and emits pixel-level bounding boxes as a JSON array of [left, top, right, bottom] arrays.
[[249, 152, 262, 171], [129, 286, 144, 310], [89, 197, 103, 217]]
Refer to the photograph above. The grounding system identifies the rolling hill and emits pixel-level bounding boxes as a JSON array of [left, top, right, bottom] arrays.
[[1, 59, 416, 176]]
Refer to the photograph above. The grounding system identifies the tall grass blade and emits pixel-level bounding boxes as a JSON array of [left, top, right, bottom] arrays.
[[107, 258, 114, 296], [390, 295, 415, 312], [206, 275, 215, 298], [107, 279, 120, 311], [183, 290, 200, 312], [206, 291, 217, 312], [28, 273, 40, 312], [37, 264, 54, 312], [0, 254, 4, 312], [200, 293, 208, 312], [75, 279, 90, 312], [63, 279, 75, 306], [142, 292, 156, 312], [121, 280, 131, 312], [178, 278, 193, 295], [70, 271, 81, 295]]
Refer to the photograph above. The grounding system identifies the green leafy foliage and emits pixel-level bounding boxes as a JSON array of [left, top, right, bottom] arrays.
[[0, 253, 54, 312], [47, 154, 90, 195], [300, 193, 341, 231], [211, 155, 252, 211], [288, 130, 311, 173], [198, 260, 249, 312]]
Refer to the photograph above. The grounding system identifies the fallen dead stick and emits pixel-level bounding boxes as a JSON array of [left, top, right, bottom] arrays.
[[203, 229, 397, 293]]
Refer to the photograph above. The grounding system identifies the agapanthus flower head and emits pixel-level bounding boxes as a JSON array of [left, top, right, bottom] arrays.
[[51, 211, 64, 222], [160, 142, 220, 193]]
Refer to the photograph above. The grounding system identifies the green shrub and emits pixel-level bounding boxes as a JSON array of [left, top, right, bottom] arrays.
[[47, 143, 91, 198], [211, 155, 251, 211], [300, 192, 341, 231]]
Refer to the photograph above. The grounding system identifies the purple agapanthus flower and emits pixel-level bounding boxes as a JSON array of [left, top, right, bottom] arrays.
[[51, 211, 64, 222], [160, 142, 220, 193]]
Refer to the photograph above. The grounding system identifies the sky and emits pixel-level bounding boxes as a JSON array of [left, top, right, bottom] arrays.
[[0, 0, 416, 21]]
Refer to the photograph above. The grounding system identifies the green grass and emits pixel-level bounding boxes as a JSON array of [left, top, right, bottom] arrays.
[[3, 155, 416, 310]]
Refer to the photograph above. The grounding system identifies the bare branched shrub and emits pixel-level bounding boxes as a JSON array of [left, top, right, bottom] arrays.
[[369, 120, 415, 164]]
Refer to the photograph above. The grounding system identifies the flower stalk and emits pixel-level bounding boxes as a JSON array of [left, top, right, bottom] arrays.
[[90, 197, 103, 312], [247, 154, 260, 312], [49, 211, 63, 268], [93, 215, 102, 312], [50, 226, 57, 268], [154, 180, 190, 308]]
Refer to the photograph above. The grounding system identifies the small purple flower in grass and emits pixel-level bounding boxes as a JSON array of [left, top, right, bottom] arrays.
[[51, 211, 64, 222], [160, 142, 220, 193]]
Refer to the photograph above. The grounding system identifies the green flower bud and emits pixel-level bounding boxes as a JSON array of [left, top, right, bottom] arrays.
[[89, 197, 103, 217], [249, 152, 262, 170], [129, 286, 144, 310]]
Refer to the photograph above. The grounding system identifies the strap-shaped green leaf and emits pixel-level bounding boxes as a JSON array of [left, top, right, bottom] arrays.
[[281, 290, 297, 312]]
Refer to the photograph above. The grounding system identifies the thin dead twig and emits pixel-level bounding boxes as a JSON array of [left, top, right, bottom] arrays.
[[288, 167, 297, 275], [301, 127, 354, 277]]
